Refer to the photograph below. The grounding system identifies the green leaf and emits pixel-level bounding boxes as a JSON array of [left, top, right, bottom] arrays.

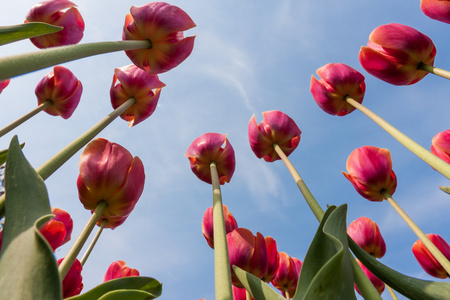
[[0, 143, 25, 166], [232, 266, 285, 300], [66, 277, 162, 300], [0, 136, 61, 300], [0, 22, 62, 46]]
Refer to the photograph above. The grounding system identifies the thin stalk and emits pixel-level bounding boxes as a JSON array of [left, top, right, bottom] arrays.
[[58, 200, 108, 279], [418, 63, 450, 80], [0, 40, 151, 81], [80, 219, 107, 267], [246, 290, 252, 300], [284, 288, 290, 300], [345, 96, 450, 180], [381, 190, 450, 276], [0, 100, 52, 138], [386, 284, 398, 300], [210, 161, 233, 300]]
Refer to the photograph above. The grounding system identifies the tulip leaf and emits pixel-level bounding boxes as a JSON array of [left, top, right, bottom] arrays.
[[232, 265, 285, 300], [66, 277, 162, 300], [0, 136, 61, 300], [0, 22, 63, 46], [0, 143, 25, 166]]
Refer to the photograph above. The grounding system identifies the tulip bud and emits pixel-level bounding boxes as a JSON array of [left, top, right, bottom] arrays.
[[421, 0, 450, 24], [355, 259, 385, 295], [271, 252, 302, 298], [412, 234, 450, 279], [431, 129, 450, 164], [202, 204, 238, 249], [57, 258, 84, 298], [103, 260, 140, 282], [347, 217, 386, 258]]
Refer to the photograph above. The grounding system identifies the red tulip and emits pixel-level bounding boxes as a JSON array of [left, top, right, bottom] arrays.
[[347, 217, 386, 258], [0, 79, 10, 94], [122, 2, 196, 74], [227, 228, 268, 288], [35, 66, 83, 119], [271, 252, 302, 298], [39, 208, 73, 251], [421, 0, 450, 24], [342, 146, 397, 202], [77, 138, 145, 229], [103, 260, 140, 282], [248, 111, 301, 162], [355, 259, 385, 295], [310, 63, 366, 116], [202, 204, 238, 249], [57, 258, 84, 298], [431, 129, 450, 164], [359, 23, 436, 85], [110, 64, 165, 127], [25, 0, 84, 48], [185, 133, 235, 185], [261, 236, 279, 283], [412, 234, 450, 279]]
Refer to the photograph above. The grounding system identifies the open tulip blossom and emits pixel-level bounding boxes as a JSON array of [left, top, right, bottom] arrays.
[[431, 129, 450, 164], [347, 217, 386, 258], [202, 204, 238, 249], [412, 234, 450, 279], [421, 0, 450, 24], [103, 260, 140, 282]]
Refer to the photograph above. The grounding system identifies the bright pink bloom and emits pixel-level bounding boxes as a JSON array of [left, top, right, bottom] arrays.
[[185, 133, 235, 185], [39, 208, 73, 251], [122, 2, 196, 74], [347, 217, 386, 258], [261, 236, 279, 283], [342, 146, 397, 202], [412, 234, 450, 279], [248, 111, 301, 162], [271, 252, 302, 298], [359, 23, 436, 85], [110, 64, 165, 127], [431, 129, 450, 164], [202, 204, 238, 249], [0, 79, 10, 94], [25, 0, 84, 48], [310, 63, 366, 116], [57, 258, 84, 298], [103, 260, 140, 282], [421, 0, 450, 24], [232, 286, 254, 300], [227, 228, 268, 288], [35, 66, 83, 119], [355, 259, 385, 295], [77, 138, 145, 229]]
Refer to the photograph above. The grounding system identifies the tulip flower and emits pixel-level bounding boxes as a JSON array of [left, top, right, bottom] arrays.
[[359, 23, 436, 85], [342, 146, 397, 202], [185, 133, 235, 185], [355, 259, 385, 295], [202, 204, 238, 249], [232, 285, 254, 300], [421, 0, 450, 24], [227, 228, 268, 288], [25, 0, 85, 49], [122, 2, 196, 74], [431, 129, 450, 164], [103, 260, 140, 282], [412, 234, 450, 279], [0, 79, 10, 94], [261, 236, 279, 283], [347, 217, 386, 258], [35, 66, 83, 119], [310, 63, 366, 116], [110, 64, 165, 127], [271, 252, 302, 299], [77, 138, 145, 229], [39, 208, 73, 251], [57, 258, 84, 298], [248, 111, 301, 162]]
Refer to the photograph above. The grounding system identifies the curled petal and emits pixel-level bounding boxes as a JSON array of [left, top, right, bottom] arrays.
[[421, 0, 450, 24], [347, 217, 386, 258]]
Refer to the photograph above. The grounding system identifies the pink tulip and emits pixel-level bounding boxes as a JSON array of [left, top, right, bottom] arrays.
[[57, 258, 84, 298], [103, 260, 140, 282], [261, 236, 279, 283], [202, 204, 238, 249], [0, 79, 10, 94], [25, 0, 84, 48], [431, 129, 450, 164], [248, 111, 301, 162], [185, 133, 235, 185], [412, 234, 450, 279], [110, 64, 165, 127], [342, 146, 397, 202], [421, 0, 450, 24], [359, 23, 436, 85], [310, 63, 366, 116], [355, 259, 385, 295], [122, 2, 196, 74], [232, 286, 254, 300], [35, 66, 83, 119], [271, 252, 302, 298], [347, 217, 386, 258], [51, 208, 73, 246], [39, 208, 73, 251], [77, 138, 145, 229]]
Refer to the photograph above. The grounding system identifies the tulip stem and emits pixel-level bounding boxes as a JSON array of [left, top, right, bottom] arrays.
[[246, 290, 252, 300], [345, 96, 450, 180], [418, 63, 450, 80], [80, 219, 107, 267], [0, 100, 52, 138], [284, 288, 290, 300], [210, 161, 233, 300], [0, 40, 152, 81], [58, 200, 108, 280], [0, 97, 136, 218], [386, 284, 398, 300], [381, 190, 450, 276]]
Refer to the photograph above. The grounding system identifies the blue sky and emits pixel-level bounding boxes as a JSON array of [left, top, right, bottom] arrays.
[[1, 0, 450, 299]]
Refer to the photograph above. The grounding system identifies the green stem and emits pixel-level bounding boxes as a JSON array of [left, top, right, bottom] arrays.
[[0, 100, 52, 138], [80, 219, 107, 267], [386, 284, 398, 300], [0, 40, 151, 81], [58, 200, 108, 279], [345, 96, 450, 180], [418, 63, 450, 80], [381, 190, 450, 276], [210, 161, 233, 300]]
